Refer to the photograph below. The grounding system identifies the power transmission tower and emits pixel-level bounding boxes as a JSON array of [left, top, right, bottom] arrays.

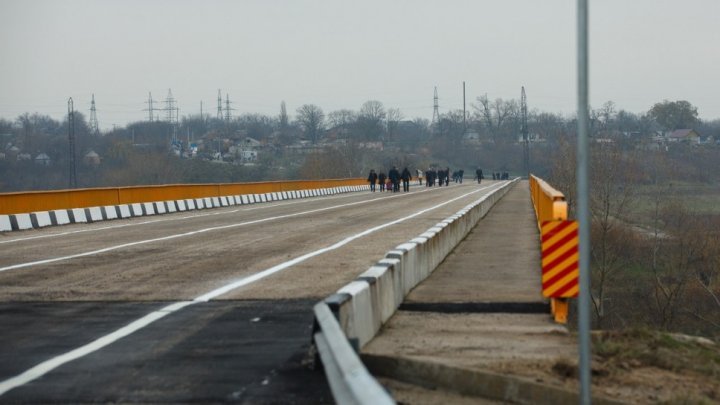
[[223, 93, 235, 122], [68, 98, 77, 189], [143, 92, 156, 122], [89, 94, 99, 135], [521, 86, 530, 177], [163, 89, 179, 124], [217, 89, 222, 120], [431, 86, 440, 125]]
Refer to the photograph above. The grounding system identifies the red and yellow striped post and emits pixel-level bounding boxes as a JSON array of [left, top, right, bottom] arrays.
[[541, 220, 579, 323]]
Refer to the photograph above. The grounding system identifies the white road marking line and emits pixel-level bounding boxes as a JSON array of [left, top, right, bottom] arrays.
[[0, 182, 503, 397], [0, 186, 440, 273]]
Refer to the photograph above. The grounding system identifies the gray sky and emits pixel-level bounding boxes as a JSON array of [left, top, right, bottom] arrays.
[[1, 0, 718, 130]]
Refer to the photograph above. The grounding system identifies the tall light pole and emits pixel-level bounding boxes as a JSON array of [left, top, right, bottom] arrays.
[[576, 0, 592, 403]]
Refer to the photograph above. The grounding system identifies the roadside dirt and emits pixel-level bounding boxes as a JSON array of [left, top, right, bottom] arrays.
[[490, 329, 720, 404], [366, 314, 720, 404]]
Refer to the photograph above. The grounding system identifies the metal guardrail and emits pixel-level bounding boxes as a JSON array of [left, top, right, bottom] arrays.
[[529, 174, 568, 229], [529, 174, 573, 323], [313, 302, 394, 405]]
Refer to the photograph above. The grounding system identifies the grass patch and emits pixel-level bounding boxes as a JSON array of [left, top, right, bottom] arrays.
[[592, 328, 720, 377]]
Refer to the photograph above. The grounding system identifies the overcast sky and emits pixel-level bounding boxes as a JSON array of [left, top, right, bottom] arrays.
[[1, 0, 718, 130]]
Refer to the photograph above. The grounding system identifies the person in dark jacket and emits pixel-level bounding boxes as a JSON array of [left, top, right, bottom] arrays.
[[475, 167, 483, 184], [367, 169, 378, 192], [401, 167, 412, 192], [445, 167, 450, 186], [388, 166, 400, 192], [378, 172, 387, 191], [458, 169, 464, 183]]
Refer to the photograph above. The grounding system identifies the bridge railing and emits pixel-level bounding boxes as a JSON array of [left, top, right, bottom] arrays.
[[529, 175, 576, 324], [0, 178, 366, 215], [529, 174, 567, 228]]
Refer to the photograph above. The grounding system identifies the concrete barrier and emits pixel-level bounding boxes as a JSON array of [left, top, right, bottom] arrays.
[[313, 179, 519, 404], [313, 303, 394, 405], [0, 181, 369, 232]]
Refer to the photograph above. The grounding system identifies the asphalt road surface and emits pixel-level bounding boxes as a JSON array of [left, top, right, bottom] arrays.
[[0, 180, 506, 404]]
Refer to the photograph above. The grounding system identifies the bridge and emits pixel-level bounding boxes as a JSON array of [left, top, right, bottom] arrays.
[[0, 177, 586, 404]]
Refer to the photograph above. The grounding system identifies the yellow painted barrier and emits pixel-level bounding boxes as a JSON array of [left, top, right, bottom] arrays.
[[529, 175, 568, 230], [529, 174, 572, 324], [0, 178, 367, 215]]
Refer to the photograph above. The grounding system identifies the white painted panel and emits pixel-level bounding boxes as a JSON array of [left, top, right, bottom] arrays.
[[130, 204, 143, 216], [103, 206, 118, 220], [143, 202, 156, 215], [0, 215, 11, 231], [155, 202, 167, 214], [118, 205, 132, 218], [34, 212, 52, 227], [53, 210, 71, 225], [88, 207, 104, 222], [15, 213, 33, 230]]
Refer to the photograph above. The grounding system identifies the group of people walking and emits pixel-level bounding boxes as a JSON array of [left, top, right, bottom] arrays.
[[424, 167, 451, 187], [368, 166, 510, 192], [367, 166, 412, 193]]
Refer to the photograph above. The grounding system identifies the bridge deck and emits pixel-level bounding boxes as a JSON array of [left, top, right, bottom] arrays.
[[362, 180, 579, 401]]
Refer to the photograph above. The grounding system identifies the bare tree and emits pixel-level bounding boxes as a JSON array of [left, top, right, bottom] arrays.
[[473, 95, 519, 144], [385, 108, 404, 143], [327, 109, 357, 132], [356, 100, 386, 141], [296, 104, 325, 144], [589, 142, 637, 326], [279, 101, 289, 130]]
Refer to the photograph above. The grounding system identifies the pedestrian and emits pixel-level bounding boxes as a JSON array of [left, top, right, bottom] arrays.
[[416, 169, 423, 185], [378, 172, 387, 192], [388, 165, 400, 192], [367, 169, 378, 192], [401, 167, 412, 192], [475, 167, 483, 184], [445, 167, 450, 186], [458, 169, 464, 184]]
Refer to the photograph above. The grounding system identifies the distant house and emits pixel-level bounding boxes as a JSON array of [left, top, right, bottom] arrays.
[[17, 153, 31, 161], [83, 150, 101, 166], [667, 129, 700, 143], [239, 137, 262, 149], [34, 153, 51, 166]]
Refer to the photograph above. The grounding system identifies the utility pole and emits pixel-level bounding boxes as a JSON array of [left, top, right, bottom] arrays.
[[67, 98, 77, 189], [462, 81, 467, 134], [200, 100, 203, 121], [89, 94, 99, 135], [521, 86, 529, 176], [144, 92, 156, 122], [577, 0, 592, 403]]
